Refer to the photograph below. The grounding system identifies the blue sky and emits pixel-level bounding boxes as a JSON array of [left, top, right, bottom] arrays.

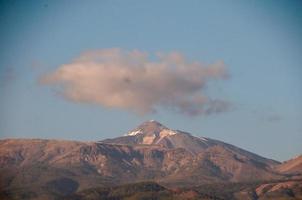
[[0, 0, 301, 161]]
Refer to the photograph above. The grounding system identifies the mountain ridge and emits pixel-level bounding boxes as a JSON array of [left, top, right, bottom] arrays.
[[0, 120, 300, 200], [102, 120, 279, 164]]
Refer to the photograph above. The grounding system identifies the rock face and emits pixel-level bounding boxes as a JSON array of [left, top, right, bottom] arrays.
[[0, 120, 299, 200]]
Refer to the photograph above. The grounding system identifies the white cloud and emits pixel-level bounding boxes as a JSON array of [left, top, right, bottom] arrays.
[[40, 48, 230, 116]]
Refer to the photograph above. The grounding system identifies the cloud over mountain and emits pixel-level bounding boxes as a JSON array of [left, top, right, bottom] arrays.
[[40, 48, 229, 115]]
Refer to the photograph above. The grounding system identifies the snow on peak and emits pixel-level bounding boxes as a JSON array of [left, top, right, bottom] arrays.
[[160, 129, 178, 137], [199, 136, 208, 142], [142, 134, 156, 144], [126, 129, 143, 136], [154, 129, 178, 144]]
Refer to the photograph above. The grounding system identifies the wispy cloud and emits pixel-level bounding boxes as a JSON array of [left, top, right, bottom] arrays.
[[39, 48, 230, 116]]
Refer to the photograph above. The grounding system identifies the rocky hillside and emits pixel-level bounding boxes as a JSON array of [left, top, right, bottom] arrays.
[[0, 120, 300, 200], [276, 155, 302, 176]]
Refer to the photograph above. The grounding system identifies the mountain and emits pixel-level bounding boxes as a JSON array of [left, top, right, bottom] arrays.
[[275, 155, 302, 176], [102, 120, 215, 154], [102, 120, 281, 183], [0, 120, 300, 200], [103, 120, 278, 164]]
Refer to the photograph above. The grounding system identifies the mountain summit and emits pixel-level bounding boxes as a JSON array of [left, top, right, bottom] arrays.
[[102, 120, 278, 166], [102, 120, 214, 154], [126, 120, 185, 145], [126, 120, 170, 136]]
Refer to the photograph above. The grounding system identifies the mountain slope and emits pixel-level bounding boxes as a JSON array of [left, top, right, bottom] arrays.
[[102, 120, 212, 154], [0, 120, 297, 200], [276, 155, 302, 175], [102, 120, 280, 182], [103, 120, 278, 161]]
